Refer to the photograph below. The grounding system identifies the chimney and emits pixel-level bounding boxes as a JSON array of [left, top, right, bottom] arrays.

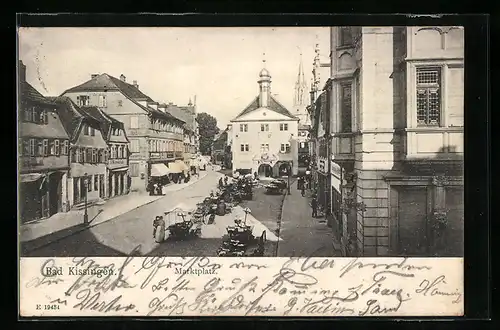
[[91, 73, 99, 79], [133, 80, 139, 89], [18, 61, 26, 83], [120, 74, 126, 82]]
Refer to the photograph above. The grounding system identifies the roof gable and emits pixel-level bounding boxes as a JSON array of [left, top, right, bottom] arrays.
[[231, 95, 297, 121]]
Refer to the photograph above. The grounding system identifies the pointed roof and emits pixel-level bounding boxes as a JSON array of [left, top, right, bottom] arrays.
[[78, 106, 129, 143], [296, 53, 307, 87], [48, 96, 88, 142], [63, 73, 183, 124], [63, 73, 153, 101], [19, 81, 56, 106], [232, 94, 298, 121]]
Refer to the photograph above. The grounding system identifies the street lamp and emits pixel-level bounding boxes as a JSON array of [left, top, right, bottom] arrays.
[[287, 163, 291, 195], [83, 173, 89, 225]]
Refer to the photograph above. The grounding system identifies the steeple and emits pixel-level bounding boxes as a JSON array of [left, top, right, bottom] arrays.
[[258, 53, 271, 108], [294, 52, 308, 107]]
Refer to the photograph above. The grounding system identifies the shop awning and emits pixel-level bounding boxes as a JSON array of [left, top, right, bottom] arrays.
[[175, 160, 189, 172], [167, 162, 183, 174], [20, 173, 44, 183], [150, 164, 171, 177]]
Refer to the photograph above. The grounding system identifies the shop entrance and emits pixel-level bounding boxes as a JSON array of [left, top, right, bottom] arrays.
[[257, 164, 273, 178]]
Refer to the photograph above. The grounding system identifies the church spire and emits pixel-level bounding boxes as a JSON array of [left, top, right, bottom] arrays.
[[294, 52, 307, 107]]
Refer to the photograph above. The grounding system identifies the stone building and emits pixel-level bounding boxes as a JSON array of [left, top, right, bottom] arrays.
[[327, 26, 464, 257], [61, 74, 185, 190], [230, 62, 299, 177], [18, 61, 71, 222]]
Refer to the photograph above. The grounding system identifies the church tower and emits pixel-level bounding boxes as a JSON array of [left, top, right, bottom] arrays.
[[258, 55, 271, 108], [293, 53, 310, 125]]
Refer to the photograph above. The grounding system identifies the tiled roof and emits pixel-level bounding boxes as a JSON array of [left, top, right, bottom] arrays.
[[64, 74, 153, 101], [166, 104, 195, 130], [63, 73, 183, 124], [19, 81, 55, 105], [48, 96, 84, 141], [78, 106, 128, 143], [233, 94, 298, 120]]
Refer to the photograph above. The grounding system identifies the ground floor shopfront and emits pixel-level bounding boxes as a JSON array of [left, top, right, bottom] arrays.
[[67, 163, 107, 208], [233, 152, 298, 178], [19, 169, 69, 223], [337, 163, 464, 257]]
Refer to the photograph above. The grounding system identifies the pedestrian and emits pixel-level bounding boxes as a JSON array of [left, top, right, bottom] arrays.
[[297, 176, 302, 190], [311, 197, 318, 218], [301, 184, 305, 197], [219, 177, 224, 188], [224, 175, 229, 186]]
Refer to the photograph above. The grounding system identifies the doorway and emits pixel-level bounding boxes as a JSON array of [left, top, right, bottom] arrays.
[[278, 162, 290, 177], [257, 164, 272, 178], [48, 172, 62, 216]]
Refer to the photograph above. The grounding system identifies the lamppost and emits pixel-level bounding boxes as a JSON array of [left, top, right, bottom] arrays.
[[83, 173, 89, 225], [287, 163, 291, 195]]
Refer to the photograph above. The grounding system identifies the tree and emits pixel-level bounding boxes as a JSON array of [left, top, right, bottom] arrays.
[[196, 112, 220, 155]]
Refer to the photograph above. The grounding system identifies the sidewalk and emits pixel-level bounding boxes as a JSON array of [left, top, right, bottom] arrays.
[[277, 183, 342, 257], [19, 171, 209, 250]]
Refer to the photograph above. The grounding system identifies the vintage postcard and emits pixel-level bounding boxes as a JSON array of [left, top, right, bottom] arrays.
[[18, 26, 464, 317]]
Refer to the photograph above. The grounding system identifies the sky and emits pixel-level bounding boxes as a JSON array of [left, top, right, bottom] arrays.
[[18, 27, 330, 128]]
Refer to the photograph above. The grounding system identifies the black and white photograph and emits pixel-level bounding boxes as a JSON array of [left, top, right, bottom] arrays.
[[18, 26, 464, 259]]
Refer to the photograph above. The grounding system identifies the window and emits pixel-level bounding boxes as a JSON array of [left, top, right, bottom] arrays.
[[49, 140, 56, 155], [239, 124, 248, 132], [54, 140, 60, 156], [339, 27, 353, 47], [111, 145, 116, 159], [129, 139, 139, 153], [71, 147, 78, 163], [82, 124, 90, 136], [62, 140, 69, 155], [77, 95, 90, 106], [279, 123, 288, 131], [42, 139, 49, 156], [340, 82, 353, 133], [92, 149, 97, 163], [240, 144, 249, 152], [90, 127, 95, 136], [245, 144, 249, 151], [23, 107, 33, 122], [260, 144, 269, 152], [130, 116, 139, 128], [117, 100, 123, 107], [87, 175, 92, 192], [98, 95, 107, 107], [280, 143, 291, 153], [94, 175, 99, 191], [86, 148, 93, 163], [260, 124, 269, 132], [416, 67, 441, 126], [300, 142, 306, 149], [79, 148, 85, 163]]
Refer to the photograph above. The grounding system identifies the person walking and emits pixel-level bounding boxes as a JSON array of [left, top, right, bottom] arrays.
[[311, 196, 318, 218], [301, 184, 306, 197]]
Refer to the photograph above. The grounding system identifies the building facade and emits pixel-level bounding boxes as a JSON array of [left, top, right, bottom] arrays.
[[52, 97, 108, 208], [61, 74, 185, 190], [308, 43, 335, 225], [231, 64, 299, 177], [79, 106, 130, 198], [18, 61, 71, 223], [165, 100, 198, 170], [327, 26, 464, 257]]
